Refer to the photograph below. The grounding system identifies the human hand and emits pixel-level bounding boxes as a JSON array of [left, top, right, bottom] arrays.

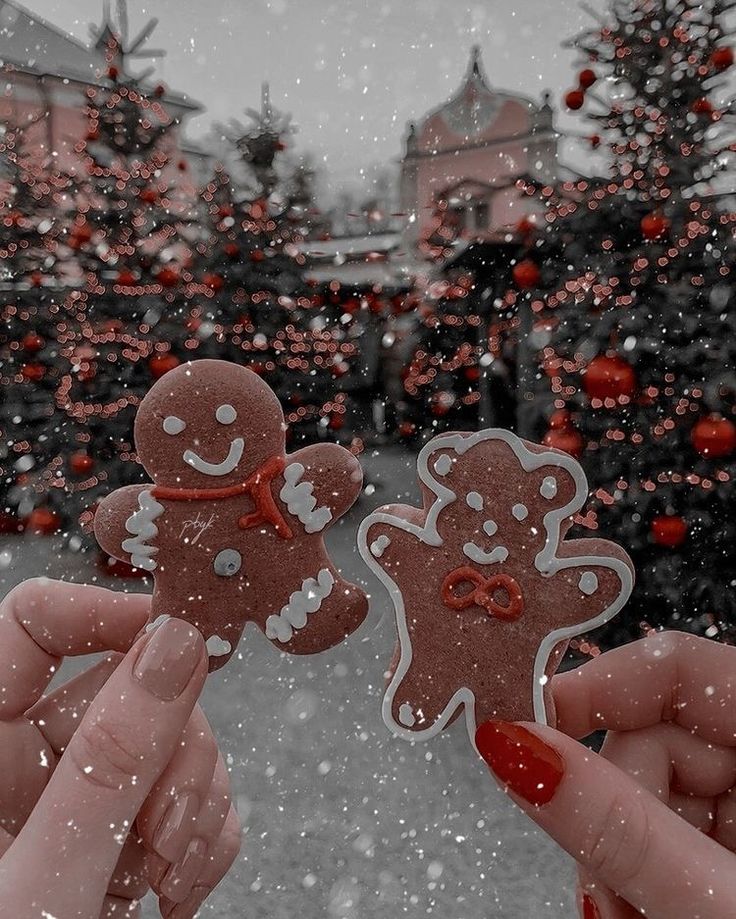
[[0, 578, 241, 919], [476, 632, 736, 918]]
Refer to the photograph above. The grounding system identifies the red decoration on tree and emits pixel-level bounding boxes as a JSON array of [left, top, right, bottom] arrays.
[[154, 83, 166, 98], [203, 272, 225, 292], [156, 266, 180, 288], [711, 46, 734, 71], [149, 354, 181, 379], [583, 354, 637, 400], [640, 212, 670, 240], [542, 417, 584, 458], [430, 391, 454, 417], [512, 259, 541, 289], [398, 421, 415, 439], [224, 242, 240, 258], [21, 363, 45, 382], [691, 415, 736, 458], [70, 452, 95, 476], [589, 133, 601, 149], [651, 515, 688, 548], [116, 269, 136, 286], [25, 507, 61, 535], [565, 89, 585, 110], [578, 68, 597, 89], [107, 65, 119, 81], [139, 188, 158, 204], [22, 332, 44, 353], [249, 249, 265, 262], [691, 97, 714, 116]]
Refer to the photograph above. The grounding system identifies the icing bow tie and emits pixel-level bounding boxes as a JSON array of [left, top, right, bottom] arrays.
[[151, 454, 293, 539], [441, 566, 524, 622]]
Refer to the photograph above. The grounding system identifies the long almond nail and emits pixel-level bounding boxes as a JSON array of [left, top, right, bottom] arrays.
[[154, 792, 200, 862], [133, 619, 204, 701], [475, 721, 564, 806], [161, 838, 207, 903]]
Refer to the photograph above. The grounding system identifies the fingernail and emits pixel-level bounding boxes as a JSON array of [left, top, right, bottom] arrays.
[[582, 892, 601, 919], [168, 886, 210, 919], [133, 619, 204, 701], [475, 721, 564, 806], [153, 792, 200, 862], [161, 838, 207, 903]]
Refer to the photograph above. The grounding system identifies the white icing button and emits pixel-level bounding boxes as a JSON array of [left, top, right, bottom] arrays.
[[398, 703, 416, 727], [163, 416, 186, 435], [579, 571, 599, 595], [512, 503, 528, 521], [483, 519, 498, 537], [213, 548, 242, 577], [216, 404, 237, 425], [466, 491, 484, 510], [206, 634, 232, 657], [434, 454, 452, 476], [540, 476, 557, 499], [370, 535, 390, 558]]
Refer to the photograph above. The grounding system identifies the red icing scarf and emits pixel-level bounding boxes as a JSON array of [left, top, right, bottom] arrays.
[[152, 454, 293, 539]]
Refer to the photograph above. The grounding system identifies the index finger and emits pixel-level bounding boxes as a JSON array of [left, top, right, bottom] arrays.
[[0, 578, 150, 720], [553, 631, 736, 746]]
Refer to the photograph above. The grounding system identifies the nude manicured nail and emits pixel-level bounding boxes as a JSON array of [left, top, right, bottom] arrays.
[[161, 838, 207, 902], [168, 886, 210, 919], [133, 619, 204, 701], [475, 721, 564, 806], [154, 792, 200, 861], [582, 892, 601, 919]]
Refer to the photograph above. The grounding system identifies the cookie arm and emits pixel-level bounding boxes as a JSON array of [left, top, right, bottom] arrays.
[[94, 485, 159, 569], [280, 443, 363, 530]]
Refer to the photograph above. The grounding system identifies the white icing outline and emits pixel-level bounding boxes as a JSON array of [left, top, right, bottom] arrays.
[[265, 568, 335, 642], [357, 428, 634, 751], [122, 489, 164, 571], [206, 634, 232, 657], [183, 438, 244, 477], [466, 491, 484, 510], [279, 463, 333, 533]]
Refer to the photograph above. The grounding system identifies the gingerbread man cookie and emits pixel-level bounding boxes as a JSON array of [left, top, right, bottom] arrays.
[[95, 360, 368, 670], [358, 429, 634, 747]]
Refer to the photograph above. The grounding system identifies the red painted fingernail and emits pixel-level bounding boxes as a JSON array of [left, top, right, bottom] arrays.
[[475, 721, 564, 806], [582, 892, 601, 919]]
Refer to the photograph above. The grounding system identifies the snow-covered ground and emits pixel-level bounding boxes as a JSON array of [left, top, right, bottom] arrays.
[[0, 446, 575, 918]]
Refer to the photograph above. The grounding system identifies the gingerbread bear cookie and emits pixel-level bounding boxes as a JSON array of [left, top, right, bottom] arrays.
[[358, 429, 634, 746], [95, 360, 368, 670]]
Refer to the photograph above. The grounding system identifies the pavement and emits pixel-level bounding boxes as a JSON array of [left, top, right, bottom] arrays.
[[0, 445, 576, 918]]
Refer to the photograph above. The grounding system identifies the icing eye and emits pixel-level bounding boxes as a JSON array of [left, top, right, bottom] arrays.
[[214, 548, 242, 577], [163, 416, 186, 435], [216, 404, 237, 425]]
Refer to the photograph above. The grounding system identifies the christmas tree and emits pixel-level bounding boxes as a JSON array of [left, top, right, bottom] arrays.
[[515, 0, 736, 646], [2, 18, 195, 545], [0, 122, 76, 534]]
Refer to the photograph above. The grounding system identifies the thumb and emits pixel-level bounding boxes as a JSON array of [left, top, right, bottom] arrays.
[[476, 721, 736, 919], [1, 619, 207, 919]]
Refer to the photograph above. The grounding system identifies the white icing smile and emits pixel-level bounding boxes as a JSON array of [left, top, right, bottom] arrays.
[[183, 437, 244, 477], [463, 542, 509, 565], [265, 568, 335, 643]]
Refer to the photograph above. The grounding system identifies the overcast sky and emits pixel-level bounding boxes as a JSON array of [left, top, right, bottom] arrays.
[[28, 0, 605, 193]]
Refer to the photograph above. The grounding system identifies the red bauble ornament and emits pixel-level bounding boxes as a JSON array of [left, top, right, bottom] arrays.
[[711, 46, 734, 71], [328, 414, 344, 431], [224, 242, 240, 258], [548, 408, 573, 429], [692, 97, 714, 116], [177, 159, 188, 171], [651, 515, 688, 548], [25, 507, 61, 535], [516, 216, 537, 236], [70, 451, 94, 476], [465, 366, 481, 382], [139, 188, 158, 204], [398, 421, 415, 439], [117, 269, 136, 286], [578, 68, 597, 89], [249, 249, 265, 262], [107, 65, 119, 81], [565, 89, 585, 110], [589, 134, 601, 149], [512, 259, 541, 289], [154, 83, 166, 98], [21, 362, 45, 382], [72, 221, 92, 243], [583, 354, 637, 401], [430, 391, 454, 417], [543, 426, 584, 458], [149, 354, 180, 379], [156, 266, 180, 288], [203, 272, 225, 292], [30, 271, 43, 288], [23, 332, 44, 353], [691, 415, 736, 458], [640, 212, 669, 240]]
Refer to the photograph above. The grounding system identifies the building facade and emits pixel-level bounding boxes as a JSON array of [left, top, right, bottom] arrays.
[[399, 47, 557, 244]]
